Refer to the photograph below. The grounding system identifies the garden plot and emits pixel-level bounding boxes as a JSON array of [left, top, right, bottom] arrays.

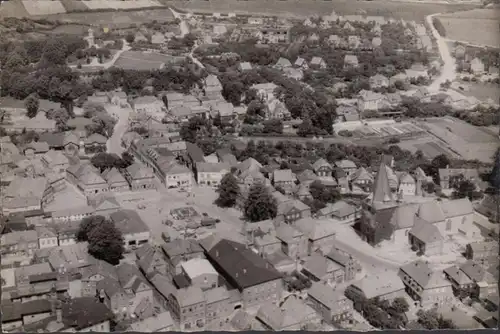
[[22, 1, 67, 16], [170, 206, 199, 220], [82, 0, 163, 10], [114, 51, 174, 70]]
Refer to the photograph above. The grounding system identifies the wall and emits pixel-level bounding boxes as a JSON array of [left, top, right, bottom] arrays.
[[166, 172, 192, 188], [79, 320, 110, 332], [22, 312, 52, 325], [123, 231, 151, 251], [39, 237, 59, 249], [205, 297, 232, 325], [242, 279, 282, 308], [421, 285, 454, 308]]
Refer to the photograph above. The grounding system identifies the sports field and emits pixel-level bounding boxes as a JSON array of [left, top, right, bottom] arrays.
[[114, 51, 175, 70]]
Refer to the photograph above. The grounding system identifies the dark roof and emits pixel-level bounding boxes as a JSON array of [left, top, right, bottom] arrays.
[[185, 142, 205, 163], [173, 274, 191, 289], [207, 239, 282, 291], [1, 299, 52, 322], [29, 272, 58, 283], [38, 133, 66, 147], [61, 297, 114, 330]]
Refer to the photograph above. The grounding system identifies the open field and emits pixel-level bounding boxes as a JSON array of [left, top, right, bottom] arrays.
[[397, 136, 460, 159], [21, 0, 67, 16], [454, 82, 500, 102], [438, 8, 500, 47], [114, 51, 175, 70], [163, 0, 475, 21], [415, 117, 500, 162], [46, 23, 90, 35], [81, 0, 163, 10], [28, 8, 175, 28]]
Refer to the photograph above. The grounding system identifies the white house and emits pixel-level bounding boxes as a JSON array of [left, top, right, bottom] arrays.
[[196, 162, 231, 188]]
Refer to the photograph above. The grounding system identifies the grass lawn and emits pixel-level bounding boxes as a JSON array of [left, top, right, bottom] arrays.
[[114, 50, 175, 70]]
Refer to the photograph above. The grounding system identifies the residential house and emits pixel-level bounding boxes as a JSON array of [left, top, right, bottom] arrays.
[[109, 90, 129, 107], [101, 167, 129, 192], [151, 32, 166, 45], [275, 222, 308, 259], [2, 177, 50, 216], [294, 218, 337, 255], [22, 141, 49, 158], [343, 55, 359, 69], [180, 258, 219, 290], [131, 96, 165, 115], [347, 35, 360, 49], [454, 45, 466, 59], [405, 63, 429, 80], [89, 193, 121, 217], [238, 62, 252, 71], [357, 90, 385, 112], [294, 57, 308, 70], [206, 239, 283, 309], [255, 296, 320, 330], [334, 160, 356, 178], [310, 57, 326, 70], [318, 201, 359, 225], [439, 168, 479, 189], [343, 22, 355, 31], [126, 311, 174, 332], [204, 74, 223, 100], [265, 98, 290, 120], [115, 263, 154, 319], [36, 227, 58, 250], [313, 158, 333, 177], [348, 167, 374, 192], [276, 198, 311, 224], [84, 133, 107, 155], [465, 241, 499, 262], [110, 210, 151, 251], [196, 162, 231, 188], [272, 169, 295, 194], [1, 300, 53, 331], [66, 162, 109, 196], [307, 282, 353, 324], [162, 239, 205, 279], [369, 74, 389, 89], [0, 230, 39, 257], [325, 247, 360, 281], [399, 260, 454, 307], [398, 172, 417, 196], [87, 91, 109, 104], [390, 73, 409, 86], [41, 150, 69, 174], [327, 35, 341, 47], [274, 57, 293, 70], [2, 113, 56, 134], [346, 271, 405, 301], [301, 253, 344, 284], [470, 57, 485, 75]]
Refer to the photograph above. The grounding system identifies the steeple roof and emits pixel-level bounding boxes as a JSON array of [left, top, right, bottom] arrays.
[[372, 161, 393, 203]]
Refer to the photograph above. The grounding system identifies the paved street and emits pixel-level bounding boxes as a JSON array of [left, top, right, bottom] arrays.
[[106, 105, 132, 155]]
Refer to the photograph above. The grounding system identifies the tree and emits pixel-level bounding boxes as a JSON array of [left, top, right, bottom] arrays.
[[262, 119, 283, 134], [91, 152, 122, 172], [416, 309, 440, 329], [87, 220, 124, 265], [25, 94, 40, 118], [490, 148, 500, 191], [76, 215, 107, 242], [121, 152, 134, 168], [215, 172, 240, 208], [309, 180, 341, 204], [430, 154, 450, 183], [244, 182, 278, 222], [125, 33, 135, 44], [452, 178, 482, 200], [391, 297, 410, 314]]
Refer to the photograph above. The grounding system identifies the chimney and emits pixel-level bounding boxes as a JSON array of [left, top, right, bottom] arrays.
[[243, 269, 247, 274], [215, 250, 219, 257], [235, 272, 239, 278]]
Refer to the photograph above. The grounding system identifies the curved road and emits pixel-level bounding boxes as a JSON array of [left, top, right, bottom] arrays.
[[426, 13, 457, 92]]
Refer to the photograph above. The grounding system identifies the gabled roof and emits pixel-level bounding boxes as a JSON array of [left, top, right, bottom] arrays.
[[110, 209, 149, 235], [409, 216, 443, 244], [275, 57, 292, 68], [101, 167, 127, 185], [308, 281, 347, 309], [126, 162, 154, 179], [207, 239, 282, 291], [313, 158, 332, 171], [400, 260, 450, 290], [440, 198, 473, 218], [335, 159, 356, 169], [417, 201, 445, 223]]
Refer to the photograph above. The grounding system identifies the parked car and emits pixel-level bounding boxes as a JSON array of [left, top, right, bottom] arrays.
[[201, 218, 216, 228], [162, 232, 171, 242], [163, 219, 173, 226]]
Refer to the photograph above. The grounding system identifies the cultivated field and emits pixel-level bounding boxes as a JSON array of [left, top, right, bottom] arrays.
[[397, 136, 460, 159], [114, 51, 174, 70], [163, 0, 475, 21], [438, 8, 500, 47], [32, 8, 175, 28], [21, 1, 67, 16], [416, 117, 500, 162], [456, 82, 500, 102]]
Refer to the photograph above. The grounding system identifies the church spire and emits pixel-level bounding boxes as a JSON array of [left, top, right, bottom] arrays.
[[372, 160, 393, 204]]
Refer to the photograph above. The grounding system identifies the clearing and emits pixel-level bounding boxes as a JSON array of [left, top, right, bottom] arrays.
[[114, 51, 174, 70], [416, 117, 500, 163], [163, 0, 475, 21], [438, 8, 500, 47]]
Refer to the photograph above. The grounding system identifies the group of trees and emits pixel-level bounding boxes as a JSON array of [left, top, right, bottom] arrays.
[[244, 182, 278, 222], [179, 116, 224, 155], [215, 172, 240, 208], [90, 152, 134, 172], [76, 215, 124, 265], [416, 309, 456, 330], [345, 288, 410, 329], [82, 102, 117, 138], [450, 173, 483, 201], [304, 180, 341, 213]]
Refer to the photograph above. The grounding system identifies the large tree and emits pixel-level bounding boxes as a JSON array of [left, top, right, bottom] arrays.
[[25, 93, 40, 119], [76, 215, 107, 242], [215, 172, 240, 208], [87, 220, 124, 265], [91, 152, 123, 172], [244, 182, 278, 222]]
